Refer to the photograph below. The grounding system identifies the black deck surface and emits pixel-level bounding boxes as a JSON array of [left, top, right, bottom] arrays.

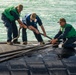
[[0, 42, 76, 75]]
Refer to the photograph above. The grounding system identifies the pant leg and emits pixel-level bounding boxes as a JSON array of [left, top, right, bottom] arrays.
[[1, 13, 12, 42], [33, 27, 43, 42], [22, 28, 27, 42], [7, 25, 13, 42], [63, 37, 76, 48], [12, 22, 18, 42]]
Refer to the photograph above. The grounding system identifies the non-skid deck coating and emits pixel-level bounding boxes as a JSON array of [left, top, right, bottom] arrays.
[[0, 42, 76, 75], [0, 42, 40, 53]]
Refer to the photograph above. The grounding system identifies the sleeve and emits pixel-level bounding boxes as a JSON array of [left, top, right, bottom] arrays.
[[58, 26, 72, 40], [10, 11, 19, 20], [37, 16, 43, 26], [54, 30, 62, 39]]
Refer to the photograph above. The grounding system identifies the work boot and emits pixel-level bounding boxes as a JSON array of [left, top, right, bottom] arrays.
[[13, 41, 20, 44], [52, 43, 59, 48], [23, 41, 27, 45], [7, 42, 13, 45], [52, 42, 60, 48], [40, 41, 45, 45]]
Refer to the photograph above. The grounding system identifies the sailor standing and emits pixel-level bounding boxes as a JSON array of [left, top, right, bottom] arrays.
[[22, 13, 46, 45]]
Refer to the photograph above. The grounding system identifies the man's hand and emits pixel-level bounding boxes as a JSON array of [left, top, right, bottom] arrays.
[[17, 19, 27, 29], [35, 30, 40, 34], [19, 24, 27, 29], [50, 39, 58, 44], [23, 25, 27, 29], [28, 26, 40, 34], [20, 24, 23, 28], [43, 32, 46, 36]]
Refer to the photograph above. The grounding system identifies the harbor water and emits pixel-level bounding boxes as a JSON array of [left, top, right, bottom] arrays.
[[0, 0, 76, 41]]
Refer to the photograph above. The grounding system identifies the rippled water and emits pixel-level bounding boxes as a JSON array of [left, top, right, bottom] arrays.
[[0, 0, 76, 42]]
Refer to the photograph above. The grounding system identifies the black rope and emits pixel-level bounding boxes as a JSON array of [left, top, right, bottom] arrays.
[[12, 27, 21, 42], [0, 43, 51, 63], [40, 33, 52, 40]]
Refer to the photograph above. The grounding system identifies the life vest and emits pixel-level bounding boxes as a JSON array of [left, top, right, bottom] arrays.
[[60, 24, 76, 38], [3, 6, 20, 21]]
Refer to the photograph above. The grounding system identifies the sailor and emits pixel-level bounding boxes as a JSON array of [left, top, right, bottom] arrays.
[[22, 13, 46, 45], [51, 18, 76, 48], [1, 4, 27, 45]]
